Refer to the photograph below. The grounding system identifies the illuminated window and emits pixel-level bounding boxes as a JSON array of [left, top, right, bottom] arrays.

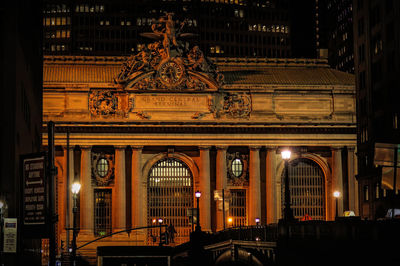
[[281, 158, 326, 220], [231, 158, 243, 177], [94, 189, 112, 236], [229, 189, 247, 226], [148, 158, 193, 244], [96, 158, 109, 178]]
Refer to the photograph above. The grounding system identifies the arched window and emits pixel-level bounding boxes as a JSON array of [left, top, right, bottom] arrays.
[[147, 158, 193, 244], [281, 158, 326, 220]]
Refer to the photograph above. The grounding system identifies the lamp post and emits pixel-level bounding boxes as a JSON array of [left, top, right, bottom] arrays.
[[333, 191, 341, 220], [71, 182, 81, 266], [255, 217, 260, 226], [195, 191, 201, 232], [158, 218, 163, 246], [281, 149, 294, 222]]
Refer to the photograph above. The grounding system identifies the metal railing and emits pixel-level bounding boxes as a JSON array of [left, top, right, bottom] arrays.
[[207, 225, 278, 243]]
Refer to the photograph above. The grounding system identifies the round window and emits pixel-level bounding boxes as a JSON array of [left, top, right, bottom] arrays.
[[97, 158, 109, 177], [231, 158, 243, 177]]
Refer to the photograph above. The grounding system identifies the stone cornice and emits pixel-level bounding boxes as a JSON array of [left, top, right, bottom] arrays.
[[43, 55, 330, 69], [42, 124, 356, 135]]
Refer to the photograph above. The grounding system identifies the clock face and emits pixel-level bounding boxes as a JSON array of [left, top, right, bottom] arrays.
[[158, 60, 185, 87]]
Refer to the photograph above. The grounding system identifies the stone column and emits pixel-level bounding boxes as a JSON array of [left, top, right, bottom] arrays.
[[266, 147, 277, 224], [114, 146, 126, 230], [347, 147, 356, 213], [216, 146, 227, 231], [249, 146, 261, 225], [199, 146, 211, 231], [131, 146, 144, 228], [80, 146, 93, 232], [332, 147, 343, 219]]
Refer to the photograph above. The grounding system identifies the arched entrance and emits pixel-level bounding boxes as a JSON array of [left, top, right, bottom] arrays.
[[147, 157, 193, 244], [281, 158, 326, 220]]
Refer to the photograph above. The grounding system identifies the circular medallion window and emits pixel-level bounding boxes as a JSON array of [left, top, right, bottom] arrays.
[[231, 158, 243, 177], [97, 158, 109, 177]]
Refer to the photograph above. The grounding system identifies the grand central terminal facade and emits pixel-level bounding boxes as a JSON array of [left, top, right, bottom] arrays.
[[42, 16, 357, 262]]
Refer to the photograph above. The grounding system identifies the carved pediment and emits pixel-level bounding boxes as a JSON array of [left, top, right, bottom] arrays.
[[114, 13, 223, 92]]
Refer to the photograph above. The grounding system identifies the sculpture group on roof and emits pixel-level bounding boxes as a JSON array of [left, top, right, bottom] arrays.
[[114, 13, 223, 91]]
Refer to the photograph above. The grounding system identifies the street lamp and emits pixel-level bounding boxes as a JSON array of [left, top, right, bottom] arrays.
[[227, 217, 233, 227], [71, 182, 81, 266], [195, 191, 201, 232], [281, 149, 294, 222], [255, 217, 260, 225], [333, 190, 341, 220], [158, 218, 164, 246]]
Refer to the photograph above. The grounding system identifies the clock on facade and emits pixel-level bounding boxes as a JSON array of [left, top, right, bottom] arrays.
[[157, 59, 185, 88]]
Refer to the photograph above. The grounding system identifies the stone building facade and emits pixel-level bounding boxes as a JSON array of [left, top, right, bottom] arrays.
[[42, 18, 357, 263]]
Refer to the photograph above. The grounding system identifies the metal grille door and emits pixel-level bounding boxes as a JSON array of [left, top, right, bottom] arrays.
[[281, 159, 325, 220], [229, 189, 247, 227], [94, 189, 112, 236], [148, 158, 193, 244]]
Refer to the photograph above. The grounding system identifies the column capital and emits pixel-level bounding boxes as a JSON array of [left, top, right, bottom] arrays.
[[331, 146, 344, 151], [199, 146, 211, 150], [80, 145, 92, 150], [62, 145, 75, 150], [130, 145, 143, 150], [249, 146, 261, 150], [265, 146, 278, 151], [114, 145, 127, 150], [347, 146, 356, 152], [216, 146, 228, 150]]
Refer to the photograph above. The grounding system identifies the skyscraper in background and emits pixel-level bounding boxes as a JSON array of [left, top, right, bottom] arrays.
[[42, 0, 323, 58], [325, 0, 354, 73], [353, 0, 400, 219]]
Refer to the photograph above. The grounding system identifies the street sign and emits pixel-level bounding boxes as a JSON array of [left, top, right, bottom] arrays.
[[3, 218, 17, 253], [23, 155, 46, 225]]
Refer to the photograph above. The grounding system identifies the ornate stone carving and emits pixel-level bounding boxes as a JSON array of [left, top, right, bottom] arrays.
[[89, 90, 118, 117], [91, 152, 115, 186], [223, 93, 252, 119], [114, 14, 223, 91], [227, 152, 249, 186], [210, 92, 252, 119], [89, 90, 132, 118]]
